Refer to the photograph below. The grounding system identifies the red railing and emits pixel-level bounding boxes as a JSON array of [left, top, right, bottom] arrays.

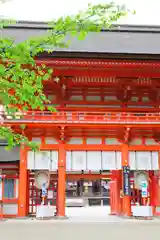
[[1, 111, 160, 124]]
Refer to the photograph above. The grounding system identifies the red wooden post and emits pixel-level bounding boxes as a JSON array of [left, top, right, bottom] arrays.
[[122, 144, 131, 216], [18, 145, 28, 217], [57, 143, 66, 217], [0, 174, 5, 220]]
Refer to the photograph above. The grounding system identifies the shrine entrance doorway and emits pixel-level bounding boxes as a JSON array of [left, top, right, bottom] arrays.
[[66, 175, 111, 207], [65, 172, 122, 219]]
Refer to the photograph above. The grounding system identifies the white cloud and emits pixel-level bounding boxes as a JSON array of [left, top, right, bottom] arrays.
[[0, 0, 160, 25]]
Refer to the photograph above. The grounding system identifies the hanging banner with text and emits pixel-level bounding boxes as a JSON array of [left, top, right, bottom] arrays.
[[123, 166, 131, 196]]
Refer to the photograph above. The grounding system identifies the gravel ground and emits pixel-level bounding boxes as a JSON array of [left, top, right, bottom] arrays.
[[0, 220, 160, 240]]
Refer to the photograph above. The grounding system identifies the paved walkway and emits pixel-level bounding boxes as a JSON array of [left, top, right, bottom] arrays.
[[0, 220, 160, 240], [1, 206, 160, 240], [65, 206, 158, 222], [65, 206, 118, 222]]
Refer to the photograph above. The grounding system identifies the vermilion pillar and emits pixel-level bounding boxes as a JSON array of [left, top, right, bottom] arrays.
[[57, 143, 66, 217], [122, 144, 131, 216], [18, 145, 28, 217]]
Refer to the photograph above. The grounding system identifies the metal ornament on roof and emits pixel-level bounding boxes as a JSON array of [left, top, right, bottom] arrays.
[[134, 171, 148, 190], [35, 171, 50, 189]]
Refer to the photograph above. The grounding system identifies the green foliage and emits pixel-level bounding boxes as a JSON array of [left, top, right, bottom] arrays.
[[0, 2, 128, 149], [0, 126, 39, 150]]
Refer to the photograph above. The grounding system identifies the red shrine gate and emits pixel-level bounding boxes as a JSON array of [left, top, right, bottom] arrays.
[[2, 54, 160, 217]]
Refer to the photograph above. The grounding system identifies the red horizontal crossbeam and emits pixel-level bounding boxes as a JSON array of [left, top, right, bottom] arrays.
[[36, 58, 160, 69], [49, 68, 160, 78], [2, 111, 160, 126], [66, 173, 111, 180]]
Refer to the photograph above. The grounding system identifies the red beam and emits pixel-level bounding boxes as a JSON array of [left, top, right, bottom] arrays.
[[47, 173, 111, 180], [9, 124, 160, 128], [56, 107, 160, 113], [55, 100, 159, 106], [53, 69, 160, 78], [64, 144, 121, 151], [36, 58, 160, 69], [66, 174, 111, 180]]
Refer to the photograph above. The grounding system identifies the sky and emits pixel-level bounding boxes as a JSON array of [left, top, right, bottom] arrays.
[[0, 0, 160, 25]]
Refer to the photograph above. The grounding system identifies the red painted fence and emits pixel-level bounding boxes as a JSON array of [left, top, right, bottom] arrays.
[[1, 111, 160, 125]]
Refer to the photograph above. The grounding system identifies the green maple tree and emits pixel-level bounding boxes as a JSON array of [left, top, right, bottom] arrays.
[[0, 2, 129, 149]]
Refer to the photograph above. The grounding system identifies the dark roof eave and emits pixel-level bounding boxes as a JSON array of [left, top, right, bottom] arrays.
[[37, 51, 160, 61], [2, 21, 160, 56]]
